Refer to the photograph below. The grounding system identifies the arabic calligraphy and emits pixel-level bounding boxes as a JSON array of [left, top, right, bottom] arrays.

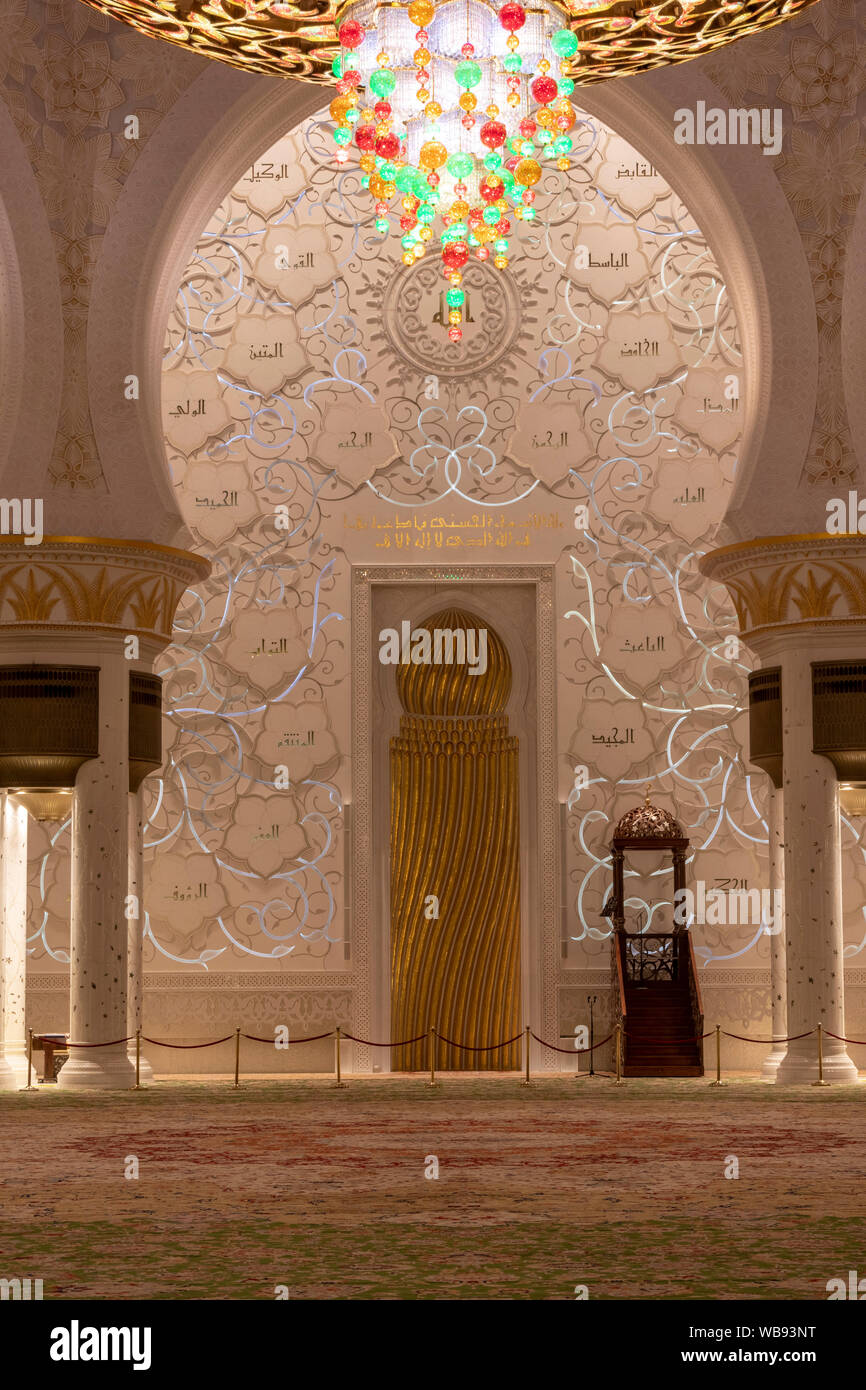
[[619, 340, 658, 358], [672, 487, 705, 505], [195, 491, 238, 509], [619, 636, 666, 653], [592, 728, 635, 746], [169, 398, 206, 418], [615, 162, 657, 179], [344, 510, 564, 551], [277, 731, 316, 747], [168, 883, 209, 902]]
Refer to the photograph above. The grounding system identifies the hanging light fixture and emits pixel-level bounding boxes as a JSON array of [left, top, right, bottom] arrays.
[[330, 0, 581, 339]]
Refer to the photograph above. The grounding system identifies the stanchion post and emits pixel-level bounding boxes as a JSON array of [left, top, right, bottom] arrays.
[[709, 1024, 726, 1087], [614, 1023, 625, 1085], [134, 1029, 141, 1091], [25, 1027, 34, 1090], [333, 1026, 347, 1088], [812, 1022, 830, 1087], [521, 1024, 532, 1087], [233, 1026, 241, 1089], [427, 1025, 439, 1088]]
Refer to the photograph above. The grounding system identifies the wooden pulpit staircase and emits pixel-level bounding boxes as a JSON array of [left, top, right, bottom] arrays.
[[605, 791, 704, 1078]]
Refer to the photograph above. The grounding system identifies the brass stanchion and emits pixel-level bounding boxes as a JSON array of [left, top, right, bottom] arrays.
[[427, 1026, 439, 1087], [134, 1029, 142, 1091], [614, 1022, 625, 1085], [25, 1027, 35, 1090], [709, 1024, 726, 1087], [233, 1026, 241, 1089], [520, 1024, 532, 1087], [812, 1022, 830, 1087], [333, 1026, 347, 1088]]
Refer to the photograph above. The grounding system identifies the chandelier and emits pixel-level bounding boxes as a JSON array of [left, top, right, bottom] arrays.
[[331, 0, 581, 339]]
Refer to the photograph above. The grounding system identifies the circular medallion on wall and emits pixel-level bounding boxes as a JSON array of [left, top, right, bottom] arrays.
[[382, 254, 522, 379]]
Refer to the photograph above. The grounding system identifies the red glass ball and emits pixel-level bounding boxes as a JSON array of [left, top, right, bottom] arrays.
[[496, 218, 511, 235], [448, 326, 463, 341], [442, 241, 470, 271], [374, 101, 392, 120], [338, 18, 364, 48], [342, 69, 360, 86], [375, 132, 400, 159], [480, 178, 504, 203], [467, 208, 484, 227], [461, 114, 476, 130], [480, 120, 507, 149], [530, 75, 558, 105], [400, 215, 417, 231], [499, 2, 526, 32], [355, 125, 376, 151], [476, 246, 490, 260], [519, 117, 537, 139], [504, 155, 520, 172]]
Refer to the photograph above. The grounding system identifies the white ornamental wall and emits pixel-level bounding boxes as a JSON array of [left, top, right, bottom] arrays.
[[24, 103, 866, 1072]]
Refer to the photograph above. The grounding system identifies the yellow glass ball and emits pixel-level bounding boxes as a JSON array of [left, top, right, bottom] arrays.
[[486, 103, 500, 119], [414, 47, 431, 66], [477, 224, 494, 244], [419, 226, 433, 241], [506, 93, 521, 108], [329, 96, 351, 123], [495, 197, 508, 212], [368, 173, 388, 198], [507, 34, 518, 50], [459, 92, 477, 112], [515, 157, 542, 187], [375, 122, 391, 137], [451, 199, 469, 219], [538, 58, 550, 74], [424, 100, 442, 119], [419, 140, 448, 170], [557, 157, 569, 171], [407, 0, 435, 27], [413, 244, 425, 257], [403, 251, 415, 265], [448, 309, 462, 325], [360, 153, 376, 173], [383, 182, 396, 199], [376, 50, 389, 65], [536, 107, 555, 129], [494, 254, 508, 269], [360, 108, 375, 124], [417, 89, 430, 103], [449, 271, 463, 286]]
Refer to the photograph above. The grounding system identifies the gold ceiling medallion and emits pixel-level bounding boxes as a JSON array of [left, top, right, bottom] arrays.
[[76, 0, 820, 86]]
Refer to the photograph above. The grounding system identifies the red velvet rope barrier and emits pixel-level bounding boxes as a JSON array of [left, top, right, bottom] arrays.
[[66, 1035, 134, 1048], [341, 1031, 429, 1047], [142, 1034, 236, 1048], [241, 1031, 335, 1045], [824, 1030, 866, 1046], [721, 1028, 815, 1044], [434, 1030, 525, 1051], [532, 1030, 614, 1055]]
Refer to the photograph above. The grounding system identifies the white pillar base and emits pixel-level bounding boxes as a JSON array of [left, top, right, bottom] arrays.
[[0, 1049, 20, 1089], [760, 1047, 787, 1080], [775, 1046, 859, 1086], [127, 1048, 155, 1083], [58, 1047, 136, 1090]]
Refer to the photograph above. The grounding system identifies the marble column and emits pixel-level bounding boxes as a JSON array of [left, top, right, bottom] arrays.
[[775, 646, 857, 1084], [760, 785, 787, 1080], [59, 653, 135, 1089], [127, 789, 153, 1082], [0, 795, 29, 1088]]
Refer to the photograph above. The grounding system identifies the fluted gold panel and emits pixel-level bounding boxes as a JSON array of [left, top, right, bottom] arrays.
[[395, 608, 511, 718], [390, 710, 521, 1072]]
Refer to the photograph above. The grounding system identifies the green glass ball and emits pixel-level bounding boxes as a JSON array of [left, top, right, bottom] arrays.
[[446, 151, 474, 179], [375, 217, 390, 234], [483, 151, 502, 171], [447, 288, 466, 307], [494, 237, 508, 253], [558, 77, 575, 96], [552, 135, 572, 156], [369, 68, 396, 98], [502, 53, 522, 73], [551, 29, 579, 59], [454, 59, 482, 89], [482, 206, 500, 225], [380, 161, 398, 182], [333, 127, 351, 146]]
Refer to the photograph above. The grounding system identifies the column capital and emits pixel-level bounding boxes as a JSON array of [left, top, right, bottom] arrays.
[[0, 536, 209, 649], [700, 534, 866, 647]]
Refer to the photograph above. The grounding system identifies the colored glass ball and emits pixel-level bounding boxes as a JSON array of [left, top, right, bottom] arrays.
[[442, 241, 469, 271], [480, 120, 507, 150], [338, 19, 364, 48], [551, 28, 579, 58], [407, 0, 435, 26], [375, 133, 400, 160], [446, 151, 474, 180], [419, 140, 448, 170], [329, 95, 351, 123], [515, 157, 542, 186], [448, 326, 462, 341], [499, 2, 526, 32], [369, 68, 396, 98], [530, 75, 558, 105], [454, 58, 482, 89], [447, 287, 465, 307]]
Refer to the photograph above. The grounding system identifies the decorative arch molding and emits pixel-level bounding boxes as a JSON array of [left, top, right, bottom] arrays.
[[841, 179, 866, 491], [0, 100, 63, 494], [91, 55, 815, 547]]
